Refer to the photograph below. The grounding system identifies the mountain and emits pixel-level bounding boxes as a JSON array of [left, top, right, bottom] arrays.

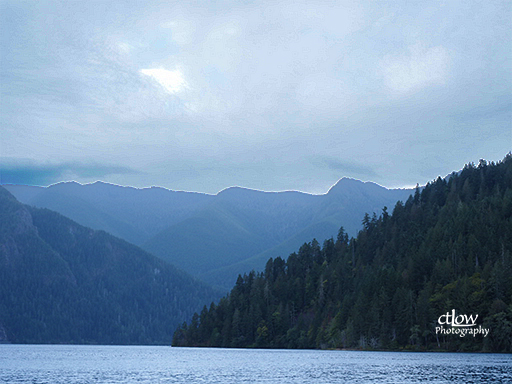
[[192, 180, 411, 288], [3, 181, 213, 246], [173, 155, 512, 352], [0, 186, 218, 344], [4, 179, 413, 291]]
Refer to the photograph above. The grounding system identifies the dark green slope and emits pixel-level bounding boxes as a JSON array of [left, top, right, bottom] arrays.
[[4, 180, 412, 291], [173, 155, 512, 352], [199, 180, 412, 289], [199, 220, 340, 288], [144, 182, 411, 290], [0, 186, 218, 344], [142, 204, 270, 278], [142, 190, 318, 289]]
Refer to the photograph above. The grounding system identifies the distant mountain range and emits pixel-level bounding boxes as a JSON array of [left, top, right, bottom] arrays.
[[0, 186, 217, 344], [4, 179, 413, 290], [173, 156, 512, 352]]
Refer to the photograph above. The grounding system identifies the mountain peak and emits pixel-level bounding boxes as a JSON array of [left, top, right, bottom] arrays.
[[327, 177, 384, 194], [217, 186, 264, 197]]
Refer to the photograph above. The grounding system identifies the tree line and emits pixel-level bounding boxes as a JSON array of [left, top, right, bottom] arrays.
[[173, 154, 512, 352]]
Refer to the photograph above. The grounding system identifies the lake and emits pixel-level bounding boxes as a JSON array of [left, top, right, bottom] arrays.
[[0, 344, 510, 383]]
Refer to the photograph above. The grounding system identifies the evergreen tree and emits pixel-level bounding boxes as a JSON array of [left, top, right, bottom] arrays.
[[173, 154, 512, 352]]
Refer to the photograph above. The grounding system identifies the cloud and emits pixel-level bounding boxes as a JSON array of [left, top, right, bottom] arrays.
[[1, 1, 510, 193], [140, 68, 188, 94], [319, 157, 378, 178], [0, 159, 139, 186], [380, 43, 451, 93], [162, 19, 196, 46]]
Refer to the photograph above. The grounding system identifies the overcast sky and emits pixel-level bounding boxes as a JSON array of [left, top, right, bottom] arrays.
[[1, 0, 511, 194]]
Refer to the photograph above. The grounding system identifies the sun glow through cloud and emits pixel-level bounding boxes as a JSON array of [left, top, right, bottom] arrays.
[[1, 0, 510, 193], [140, 68, 187, 94]]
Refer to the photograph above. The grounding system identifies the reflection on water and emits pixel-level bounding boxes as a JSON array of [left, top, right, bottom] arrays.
[[0, 345, 511, 383]]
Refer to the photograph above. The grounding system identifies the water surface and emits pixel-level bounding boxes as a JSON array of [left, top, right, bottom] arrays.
[[0, 344, 510, 383]]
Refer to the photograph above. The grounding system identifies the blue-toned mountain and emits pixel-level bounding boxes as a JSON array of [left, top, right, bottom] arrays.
[[0, 186, 217, 344], [4, 179, 413, 290]]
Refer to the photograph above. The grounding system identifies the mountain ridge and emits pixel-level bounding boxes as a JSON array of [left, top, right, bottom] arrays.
[[173, 155, 512, 352], [0, 186, 218, 344], [3, 178, 414, 290]]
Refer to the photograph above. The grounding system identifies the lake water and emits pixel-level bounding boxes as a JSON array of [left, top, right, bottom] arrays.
[[0, 345, 510, 383]]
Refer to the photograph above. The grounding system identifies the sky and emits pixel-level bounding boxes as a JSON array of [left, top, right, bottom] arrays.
[[1, 0, 511, 194]]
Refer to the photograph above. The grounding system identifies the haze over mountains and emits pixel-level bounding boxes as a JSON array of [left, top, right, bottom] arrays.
[[0, 186, 217, 344], [2, 157, 509, 348], [4, 179, 413, 290], [173, 156, 512, 352]]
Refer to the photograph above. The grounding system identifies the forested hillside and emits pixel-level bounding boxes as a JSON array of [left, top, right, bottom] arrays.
[[173, 155, 512, 352], [0, 187, 218, 344], [4, 179, 411, 291]]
